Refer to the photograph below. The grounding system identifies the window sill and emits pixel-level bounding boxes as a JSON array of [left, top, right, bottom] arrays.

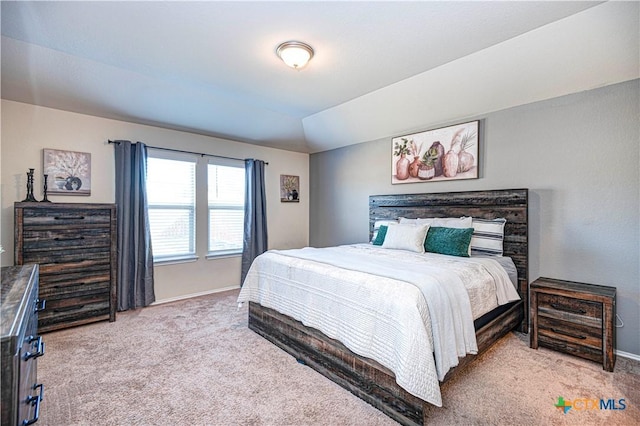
[[154, 255, 199, 266], [206, 250, 242, 260]]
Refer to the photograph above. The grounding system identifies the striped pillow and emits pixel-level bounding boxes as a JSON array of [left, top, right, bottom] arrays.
[[470, 218, 507, 256]]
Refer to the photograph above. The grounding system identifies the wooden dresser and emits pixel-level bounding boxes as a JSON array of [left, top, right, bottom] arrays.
[[14, 202, 117, 333], [1, 264, 45, 426], [530, 277, 616, 371]]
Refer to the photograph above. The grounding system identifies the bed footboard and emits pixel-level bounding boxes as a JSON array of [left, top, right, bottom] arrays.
[[248, 300, 523, 426]]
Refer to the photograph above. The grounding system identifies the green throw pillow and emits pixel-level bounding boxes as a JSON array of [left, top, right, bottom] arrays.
[[424, 227, 474, 257], [372, 225, 389, 245]]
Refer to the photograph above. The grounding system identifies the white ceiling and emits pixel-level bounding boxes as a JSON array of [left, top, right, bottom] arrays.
[[1, 1, 637, 153]]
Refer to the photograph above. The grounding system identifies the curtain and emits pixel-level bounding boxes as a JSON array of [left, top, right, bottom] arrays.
[[241, 159, 268, 284], [114, 140, 155, 310]]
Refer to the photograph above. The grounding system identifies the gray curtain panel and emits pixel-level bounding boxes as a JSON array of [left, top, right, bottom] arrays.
[[241, 159, 268, 285], [114, 140, 155, 310]]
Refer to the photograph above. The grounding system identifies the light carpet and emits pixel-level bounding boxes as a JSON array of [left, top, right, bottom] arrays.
[[37, 289, 639, 425]]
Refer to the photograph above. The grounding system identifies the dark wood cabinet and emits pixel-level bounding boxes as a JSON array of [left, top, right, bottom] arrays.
[[14, 202, 117, 333], [1, 264, 44, 426], [530, 277, 616, 371]]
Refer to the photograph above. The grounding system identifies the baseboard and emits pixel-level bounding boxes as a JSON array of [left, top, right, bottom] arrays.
[[616, 349, 640, 362], [152, 285, 240, 305]]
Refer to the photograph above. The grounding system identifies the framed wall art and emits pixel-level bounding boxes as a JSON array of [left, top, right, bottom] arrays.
[[391, 120, 479, 184], [43, 148, 92, 195], [280, 174, 299, 202]]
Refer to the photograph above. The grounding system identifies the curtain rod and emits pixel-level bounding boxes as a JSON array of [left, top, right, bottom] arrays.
[[108, 140, 268, 165]]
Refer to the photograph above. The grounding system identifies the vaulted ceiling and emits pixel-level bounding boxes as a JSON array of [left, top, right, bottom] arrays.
[[2, 1, 638, 153]]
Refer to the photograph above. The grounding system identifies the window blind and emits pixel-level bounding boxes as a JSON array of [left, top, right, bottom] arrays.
[[147, 156, 196, 259]]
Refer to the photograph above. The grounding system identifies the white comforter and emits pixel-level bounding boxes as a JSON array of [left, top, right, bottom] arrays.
[[237, 244, 520, 407]]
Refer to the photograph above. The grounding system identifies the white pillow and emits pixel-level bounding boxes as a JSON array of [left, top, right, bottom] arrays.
[[470, 218, 507, 256], [382, 223, 430, 253], [400, 216, 472, 228]]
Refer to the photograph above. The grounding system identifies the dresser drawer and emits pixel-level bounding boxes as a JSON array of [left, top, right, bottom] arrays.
[[36, 257, 111, 276], [22, 207, 112, 226], [23, 247, 111, 265], [40, 279, 110, 300], [39, 267, 111, 286], [22, 227, 112, 251], [39, 295, 110, 330]]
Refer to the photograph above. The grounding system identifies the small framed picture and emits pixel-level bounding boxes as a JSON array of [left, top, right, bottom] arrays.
[[280, 175, 299, 202], [43, 149, 92, 195]]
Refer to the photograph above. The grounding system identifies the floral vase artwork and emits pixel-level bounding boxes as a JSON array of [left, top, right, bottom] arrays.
[[396, 154, 410, 180], [393, 139, 413, 181], [409, 156, 421, 178]]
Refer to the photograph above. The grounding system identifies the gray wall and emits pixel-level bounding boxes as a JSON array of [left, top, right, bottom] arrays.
[[309, 79, 639, 356]]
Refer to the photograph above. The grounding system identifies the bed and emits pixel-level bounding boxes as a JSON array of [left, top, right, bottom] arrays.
[[238, 189, 528, 425]]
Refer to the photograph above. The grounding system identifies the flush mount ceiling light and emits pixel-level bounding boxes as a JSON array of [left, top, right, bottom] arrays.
[[276, 41, 314, 69]]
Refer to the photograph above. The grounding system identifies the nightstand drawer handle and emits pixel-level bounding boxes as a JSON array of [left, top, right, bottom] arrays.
[[550, 328, 586, 340], [550, 303, 586, 315]]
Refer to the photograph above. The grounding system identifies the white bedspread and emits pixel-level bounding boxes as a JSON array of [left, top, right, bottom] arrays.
[[237, 244, 519, 407]]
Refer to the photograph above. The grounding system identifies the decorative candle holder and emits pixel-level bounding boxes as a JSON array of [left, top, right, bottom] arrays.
[[41, 174, 51, 202], [22, 168, 38, 202]]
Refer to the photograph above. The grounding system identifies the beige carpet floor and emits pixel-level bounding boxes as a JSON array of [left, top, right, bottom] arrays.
[[37, 289, 639, 426]]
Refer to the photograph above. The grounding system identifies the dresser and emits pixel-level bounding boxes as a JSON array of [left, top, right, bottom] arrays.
[[1, 264, 45, 426], [14, 202, 117, 333], [530, 277, 616, 371]]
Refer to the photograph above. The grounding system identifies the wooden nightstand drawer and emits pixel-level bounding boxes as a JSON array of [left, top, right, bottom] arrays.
[[538, 316, 602, 353], [538, 293, 602, 323], [530, 277, 616, 372]]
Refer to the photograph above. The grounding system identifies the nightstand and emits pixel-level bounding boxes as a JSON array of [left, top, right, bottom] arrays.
[[530, 277, 616, 372]]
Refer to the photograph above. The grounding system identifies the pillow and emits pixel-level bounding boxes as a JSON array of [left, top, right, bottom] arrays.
[[424, 227, 474, 257], [470, 218, 507, 256], [382, 223, 430, 253], [371, 225, 389, 245], [371, 219, 398, 243], [400, 216, 472, 228]]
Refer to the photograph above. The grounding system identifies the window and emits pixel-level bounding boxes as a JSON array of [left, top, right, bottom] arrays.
[[146, 153, 196, 262], [208, 163, 245, 255]]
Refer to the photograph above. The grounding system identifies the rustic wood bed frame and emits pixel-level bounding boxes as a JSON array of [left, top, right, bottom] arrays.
[[248, 189, 529, 425]]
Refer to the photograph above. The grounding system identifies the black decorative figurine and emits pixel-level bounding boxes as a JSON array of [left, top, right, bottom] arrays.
[[22, 168, 38, 202], [41, 174, 51, 202]]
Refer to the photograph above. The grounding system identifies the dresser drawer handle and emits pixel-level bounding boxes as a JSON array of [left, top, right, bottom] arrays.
[[550, 328, 587, 340], [54, 236, 85, 241], [550, 303, 587, 315], [23, 383, 44, 425], [24, 335, 45, 360], [34, 298, 46, 313], [53, 304, 85, 313], [54, 215, 85, 220]]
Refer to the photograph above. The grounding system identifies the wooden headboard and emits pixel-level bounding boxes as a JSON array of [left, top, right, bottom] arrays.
[[369, 189, 529, 331]]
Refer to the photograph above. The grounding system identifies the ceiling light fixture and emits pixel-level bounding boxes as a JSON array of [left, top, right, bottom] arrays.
[[276, 41, 314, 69]]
